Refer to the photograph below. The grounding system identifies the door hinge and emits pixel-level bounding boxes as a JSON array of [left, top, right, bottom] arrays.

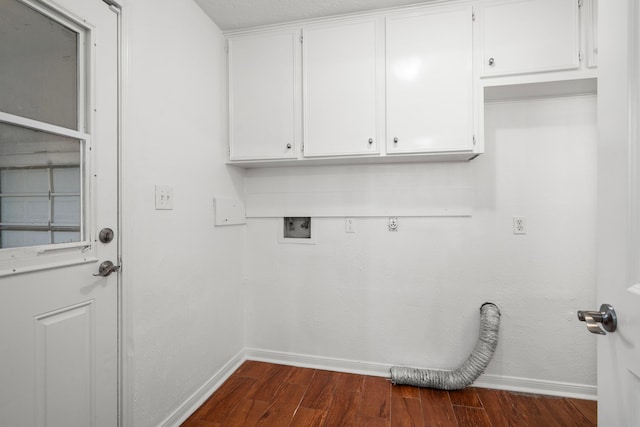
[[578, 0, 583, 7], [473, 135, 476, 145], [300, 31, 304, 43], [472, 12, 476, 21], [579, 50, 583, 62]]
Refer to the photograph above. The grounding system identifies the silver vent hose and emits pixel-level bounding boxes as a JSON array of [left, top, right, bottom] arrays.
[[390, 302, 501, 390]]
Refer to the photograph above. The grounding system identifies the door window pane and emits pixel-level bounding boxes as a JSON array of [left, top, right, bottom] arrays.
[[0, 0, 78, 129], [0, 122, 83, 249]]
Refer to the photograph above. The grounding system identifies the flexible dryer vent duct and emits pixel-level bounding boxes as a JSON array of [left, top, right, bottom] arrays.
[[390, 302, 501, 391]]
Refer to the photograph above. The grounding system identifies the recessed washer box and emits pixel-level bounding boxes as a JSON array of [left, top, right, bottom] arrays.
[[279, 217, 315, 244]]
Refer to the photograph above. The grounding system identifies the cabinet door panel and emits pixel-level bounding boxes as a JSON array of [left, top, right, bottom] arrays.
[[229, 31, 299, 160], [480, 0, 579, 76], [386, 6, 474, 154], [303, 20, 379, 157]]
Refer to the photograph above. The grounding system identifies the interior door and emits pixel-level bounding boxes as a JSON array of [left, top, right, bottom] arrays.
[[0, 0, 119, 426], [594, 0, 640, 425]]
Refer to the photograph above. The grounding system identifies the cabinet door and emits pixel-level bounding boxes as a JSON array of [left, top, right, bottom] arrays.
[[480, 0, 580, 77], [228, 31, 300, 160], [386, 6, 474, 154], [302, 20, 379, 157]]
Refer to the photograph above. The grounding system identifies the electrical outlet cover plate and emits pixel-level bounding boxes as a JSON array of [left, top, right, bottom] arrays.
[[155, 185, 173, 210], [346, 218, 356, 233], [513, 217, 526, 234]]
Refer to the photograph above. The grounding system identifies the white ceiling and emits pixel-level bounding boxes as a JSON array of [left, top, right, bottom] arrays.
[[194, 0, 439, 32]]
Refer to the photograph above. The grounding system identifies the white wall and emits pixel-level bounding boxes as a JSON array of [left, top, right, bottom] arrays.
[[244, 95, 598, 391], [118, 1, 598, 419], [122, 1, 245, 426]]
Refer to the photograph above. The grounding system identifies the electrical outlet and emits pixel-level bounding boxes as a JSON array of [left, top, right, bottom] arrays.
[[513, 217, 526, 234], [388, 217, 398, 232], [155, 185, 174, 210], [345, 218, 356, 233]]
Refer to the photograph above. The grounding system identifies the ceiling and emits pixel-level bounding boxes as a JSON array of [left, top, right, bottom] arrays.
[[194, 0, 439, 32]]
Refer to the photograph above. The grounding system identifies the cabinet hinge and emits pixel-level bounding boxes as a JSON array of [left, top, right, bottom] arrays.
[[579, 50, 583, 62], [473, 135, 476, 145], [472, 12, 476, 21], [225, 40, 229, 54], [300, 32, 304, 43], [578, 0, 583, 7]]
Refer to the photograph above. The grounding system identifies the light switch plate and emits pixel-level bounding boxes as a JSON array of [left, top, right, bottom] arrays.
[[155, 185, 173, 210]]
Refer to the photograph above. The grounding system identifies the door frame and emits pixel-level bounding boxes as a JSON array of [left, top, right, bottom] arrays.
[[99, 0, 130, 426]]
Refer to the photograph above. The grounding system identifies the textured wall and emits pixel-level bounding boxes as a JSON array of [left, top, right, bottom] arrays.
[[244, 95, 597, 388], [122, 1, 245, 426]]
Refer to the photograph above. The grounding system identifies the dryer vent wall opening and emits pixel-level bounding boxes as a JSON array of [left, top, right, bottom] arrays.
[[390, 302, 501, 391]]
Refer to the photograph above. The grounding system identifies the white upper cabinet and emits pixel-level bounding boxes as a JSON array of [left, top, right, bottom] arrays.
[[386, 6, 475, 154], [224, 0, 593, 166], [479, 0, 580, 77], [228, 30, 300, 160], [302, 20, 380, 157]]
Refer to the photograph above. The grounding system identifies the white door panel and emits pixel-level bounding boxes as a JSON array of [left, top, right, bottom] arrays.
[[0, 0, 119, 425], [386, 6, 474, 154], [595, 0, 640, 425], [479, 0, 580, 76], [229, 30, 300, 160], [303, 20, 379, 157]]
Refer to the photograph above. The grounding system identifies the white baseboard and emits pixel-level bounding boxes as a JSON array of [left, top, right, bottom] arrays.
[[166, 347, 597, 426], [473, 374, 597, 401], [245, 348, 393, 378], [245, 348, 597, 401], [160, 349, 246, 427]]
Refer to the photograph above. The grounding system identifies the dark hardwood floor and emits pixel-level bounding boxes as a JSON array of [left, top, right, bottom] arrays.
[[181, 361, 596, 427]]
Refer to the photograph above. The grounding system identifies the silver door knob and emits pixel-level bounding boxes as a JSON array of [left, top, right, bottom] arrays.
[[99, 227, 115, 243], [488, 57, 495, 66], [286, 143, 292, 149], [93, 260, 121, 277], [368, 138, 373, 144], [577, 304, 617, 335], [393, 137, 398, 143]]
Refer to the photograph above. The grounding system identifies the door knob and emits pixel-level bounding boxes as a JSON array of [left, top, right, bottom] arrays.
[[577, 304, 617, 335], [93, 260, 121, 277], [99, 227, 115, 243]]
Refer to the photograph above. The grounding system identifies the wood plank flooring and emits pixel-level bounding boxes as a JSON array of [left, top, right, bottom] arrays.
[[181, 361, 596, 427]]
